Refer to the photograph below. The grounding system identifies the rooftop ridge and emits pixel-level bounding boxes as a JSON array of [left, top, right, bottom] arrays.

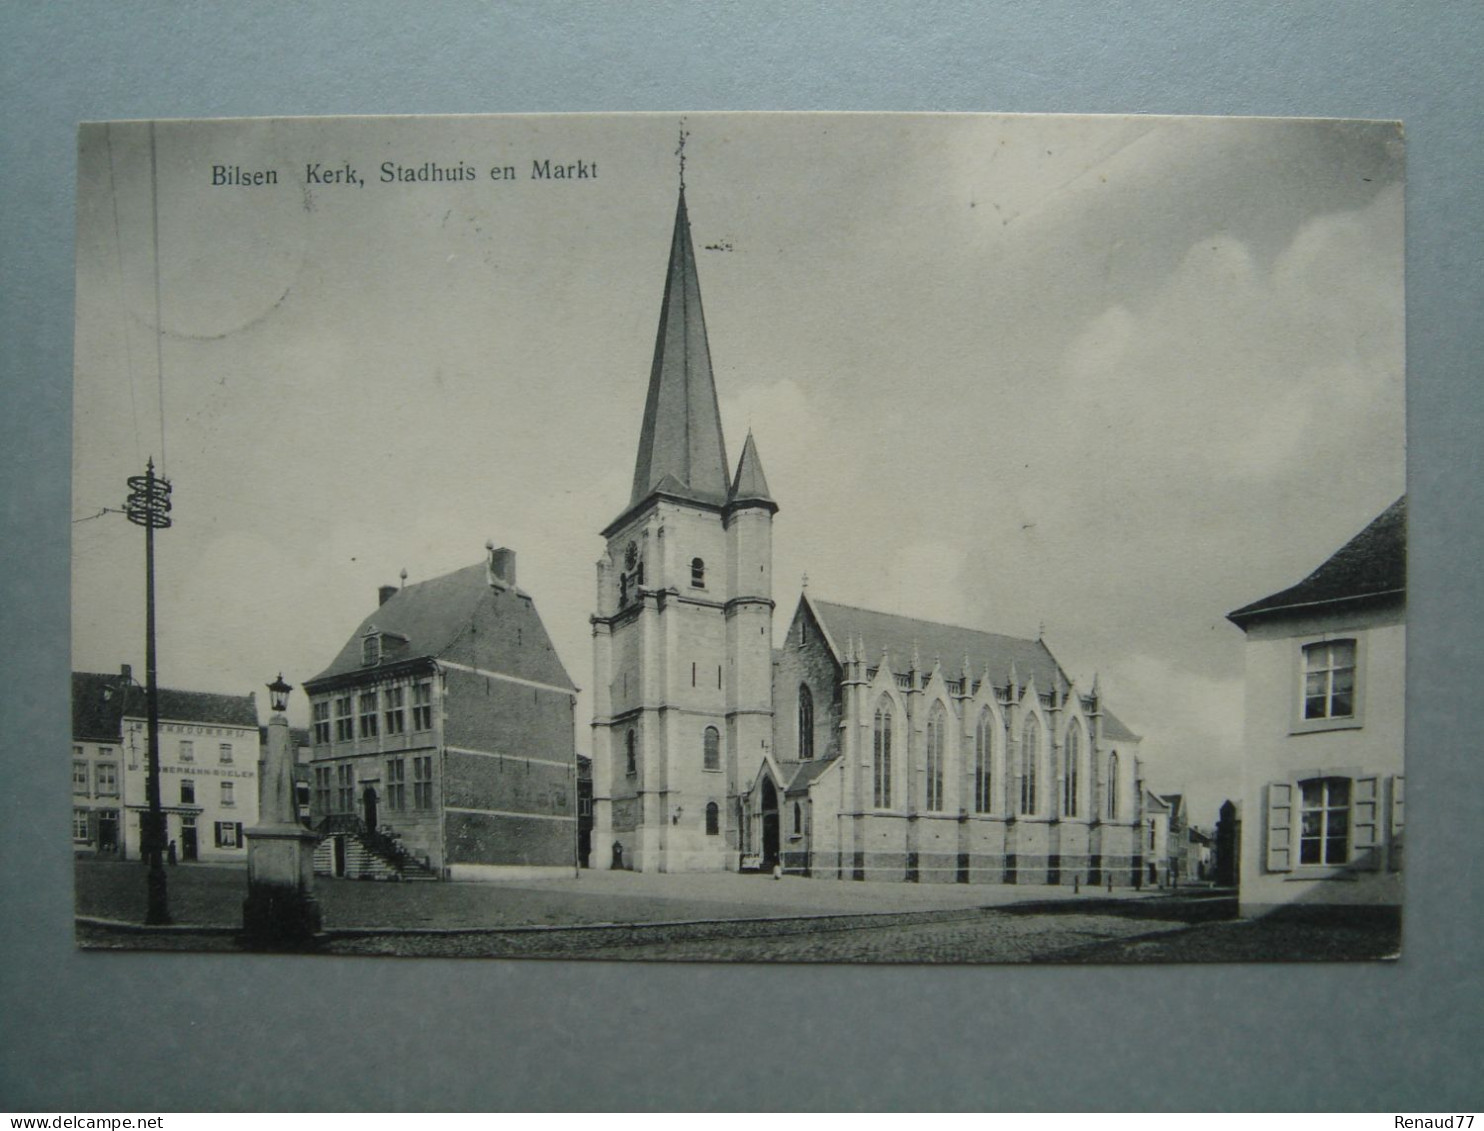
[[809, 596, 1047, 648]]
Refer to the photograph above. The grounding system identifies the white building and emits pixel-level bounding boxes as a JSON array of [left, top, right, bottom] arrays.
[[1228, 497, 1405, 916], [72, 667, 260, 864]]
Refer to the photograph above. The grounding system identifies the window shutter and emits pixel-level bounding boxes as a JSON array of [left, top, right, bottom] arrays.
[[1265, 782, 1293, 873], [1352, 774, 1381, 870], [236, 822, 244, 848], [1388, 775, 1405, 872], [214, 822, 224, 848]]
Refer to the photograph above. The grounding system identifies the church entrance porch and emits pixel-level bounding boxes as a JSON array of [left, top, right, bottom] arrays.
[[760, 777, 780, 871]]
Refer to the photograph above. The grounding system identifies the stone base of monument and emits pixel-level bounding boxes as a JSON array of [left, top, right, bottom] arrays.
[[243, 825, 323, 950]]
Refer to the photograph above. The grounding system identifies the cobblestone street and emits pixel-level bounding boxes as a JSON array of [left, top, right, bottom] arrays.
[[72, 857, 1398, 962]]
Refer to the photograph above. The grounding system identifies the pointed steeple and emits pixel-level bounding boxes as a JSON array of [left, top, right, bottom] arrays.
[[629, 189, 730, 509], [728, 430, 777, 511]]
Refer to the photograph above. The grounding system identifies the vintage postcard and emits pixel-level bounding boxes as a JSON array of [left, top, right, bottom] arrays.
[[71, 113, 1404, 961]]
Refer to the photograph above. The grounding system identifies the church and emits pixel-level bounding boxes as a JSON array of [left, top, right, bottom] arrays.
[[589, 187, 1149, 886]]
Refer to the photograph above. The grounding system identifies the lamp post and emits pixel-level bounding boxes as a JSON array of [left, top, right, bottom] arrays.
[[242, 673, 322, 948], [124, 459, 172, 925]]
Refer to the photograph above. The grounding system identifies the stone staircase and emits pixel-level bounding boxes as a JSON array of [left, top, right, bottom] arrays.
[[314, 818, 439, 882]]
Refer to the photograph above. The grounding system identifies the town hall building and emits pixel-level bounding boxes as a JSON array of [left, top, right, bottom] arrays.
[[589, 187, 1149, 885]]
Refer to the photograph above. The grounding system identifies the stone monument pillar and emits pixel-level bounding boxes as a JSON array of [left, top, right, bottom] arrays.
[[243, 676, 322, 948]]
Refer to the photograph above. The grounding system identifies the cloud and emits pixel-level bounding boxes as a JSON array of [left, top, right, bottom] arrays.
[[1102, 651, 1246, 825], [1056, 183, 1403, 496]]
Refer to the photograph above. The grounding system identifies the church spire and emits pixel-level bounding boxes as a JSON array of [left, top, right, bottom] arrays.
[[628, 188, 730, 509], [728, 430, 777, 512]]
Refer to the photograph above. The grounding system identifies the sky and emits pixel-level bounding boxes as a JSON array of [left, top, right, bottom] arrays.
[[71, 113, 1405, 826]]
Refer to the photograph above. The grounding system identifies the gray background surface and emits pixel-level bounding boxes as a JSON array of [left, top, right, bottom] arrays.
[[2, 1, 1480, 1113]]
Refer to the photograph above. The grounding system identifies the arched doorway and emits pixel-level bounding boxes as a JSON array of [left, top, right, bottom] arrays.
[[760, 776, 780, 869]]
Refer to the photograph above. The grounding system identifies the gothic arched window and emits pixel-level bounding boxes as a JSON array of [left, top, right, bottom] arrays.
[[1064, 722, 1082, 817], [1020, 715, 1041, 816], [705, 802, 720, 836], [873, 699, 894, 809], [703, 726, 720, 771], [974, 708, 993, 813], [798, 684, 814, 760], [690, 557, 705, 588], [925, 703, 947, 811], [1107, 751, 1120, 820], [625, 729, 637, 776]]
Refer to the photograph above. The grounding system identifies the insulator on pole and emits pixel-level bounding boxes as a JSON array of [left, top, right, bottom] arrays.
[[125, 464, 172, 529]]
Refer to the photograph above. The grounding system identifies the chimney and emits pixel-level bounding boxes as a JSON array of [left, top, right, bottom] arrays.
[[378, 585, 397, 606], [486, 541, 517, 591]]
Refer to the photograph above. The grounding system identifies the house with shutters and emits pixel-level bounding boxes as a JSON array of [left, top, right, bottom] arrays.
[[589, 184, 1149, 885], [302, 546, 579, 881], [1227, 496, 1405, 916], [72, 668, 260, 863]]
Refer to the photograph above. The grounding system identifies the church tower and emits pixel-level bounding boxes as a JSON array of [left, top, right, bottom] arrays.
[[590, 188, 777, 872]]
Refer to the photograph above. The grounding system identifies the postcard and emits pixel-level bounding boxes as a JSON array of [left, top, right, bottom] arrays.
[[71, 113, 1405, 961]]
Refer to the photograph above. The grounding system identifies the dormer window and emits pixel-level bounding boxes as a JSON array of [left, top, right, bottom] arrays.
[[691, 557, 706, 588], [361, 632, 380, 667]]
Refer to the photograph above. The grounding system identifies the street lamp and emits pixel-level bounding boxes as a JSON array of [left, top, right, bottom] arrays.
[[242, 671, 322, 949]]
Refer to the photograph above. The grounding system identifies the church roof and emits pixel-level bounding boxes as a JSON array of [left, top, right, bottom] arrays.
[[1101, 709, 1140, 742], [786, 755, 840, 794], [807, 597, 1068, 693], [1228, 496, 1405, 628], [728, 431, 776, 510], [628, 190, 731, 510], [306, 561, 576, 692]]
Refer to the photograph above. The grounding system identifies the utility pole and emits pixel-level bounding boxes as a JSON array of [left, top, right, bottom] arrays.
[[126, 458, 172, 925]]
